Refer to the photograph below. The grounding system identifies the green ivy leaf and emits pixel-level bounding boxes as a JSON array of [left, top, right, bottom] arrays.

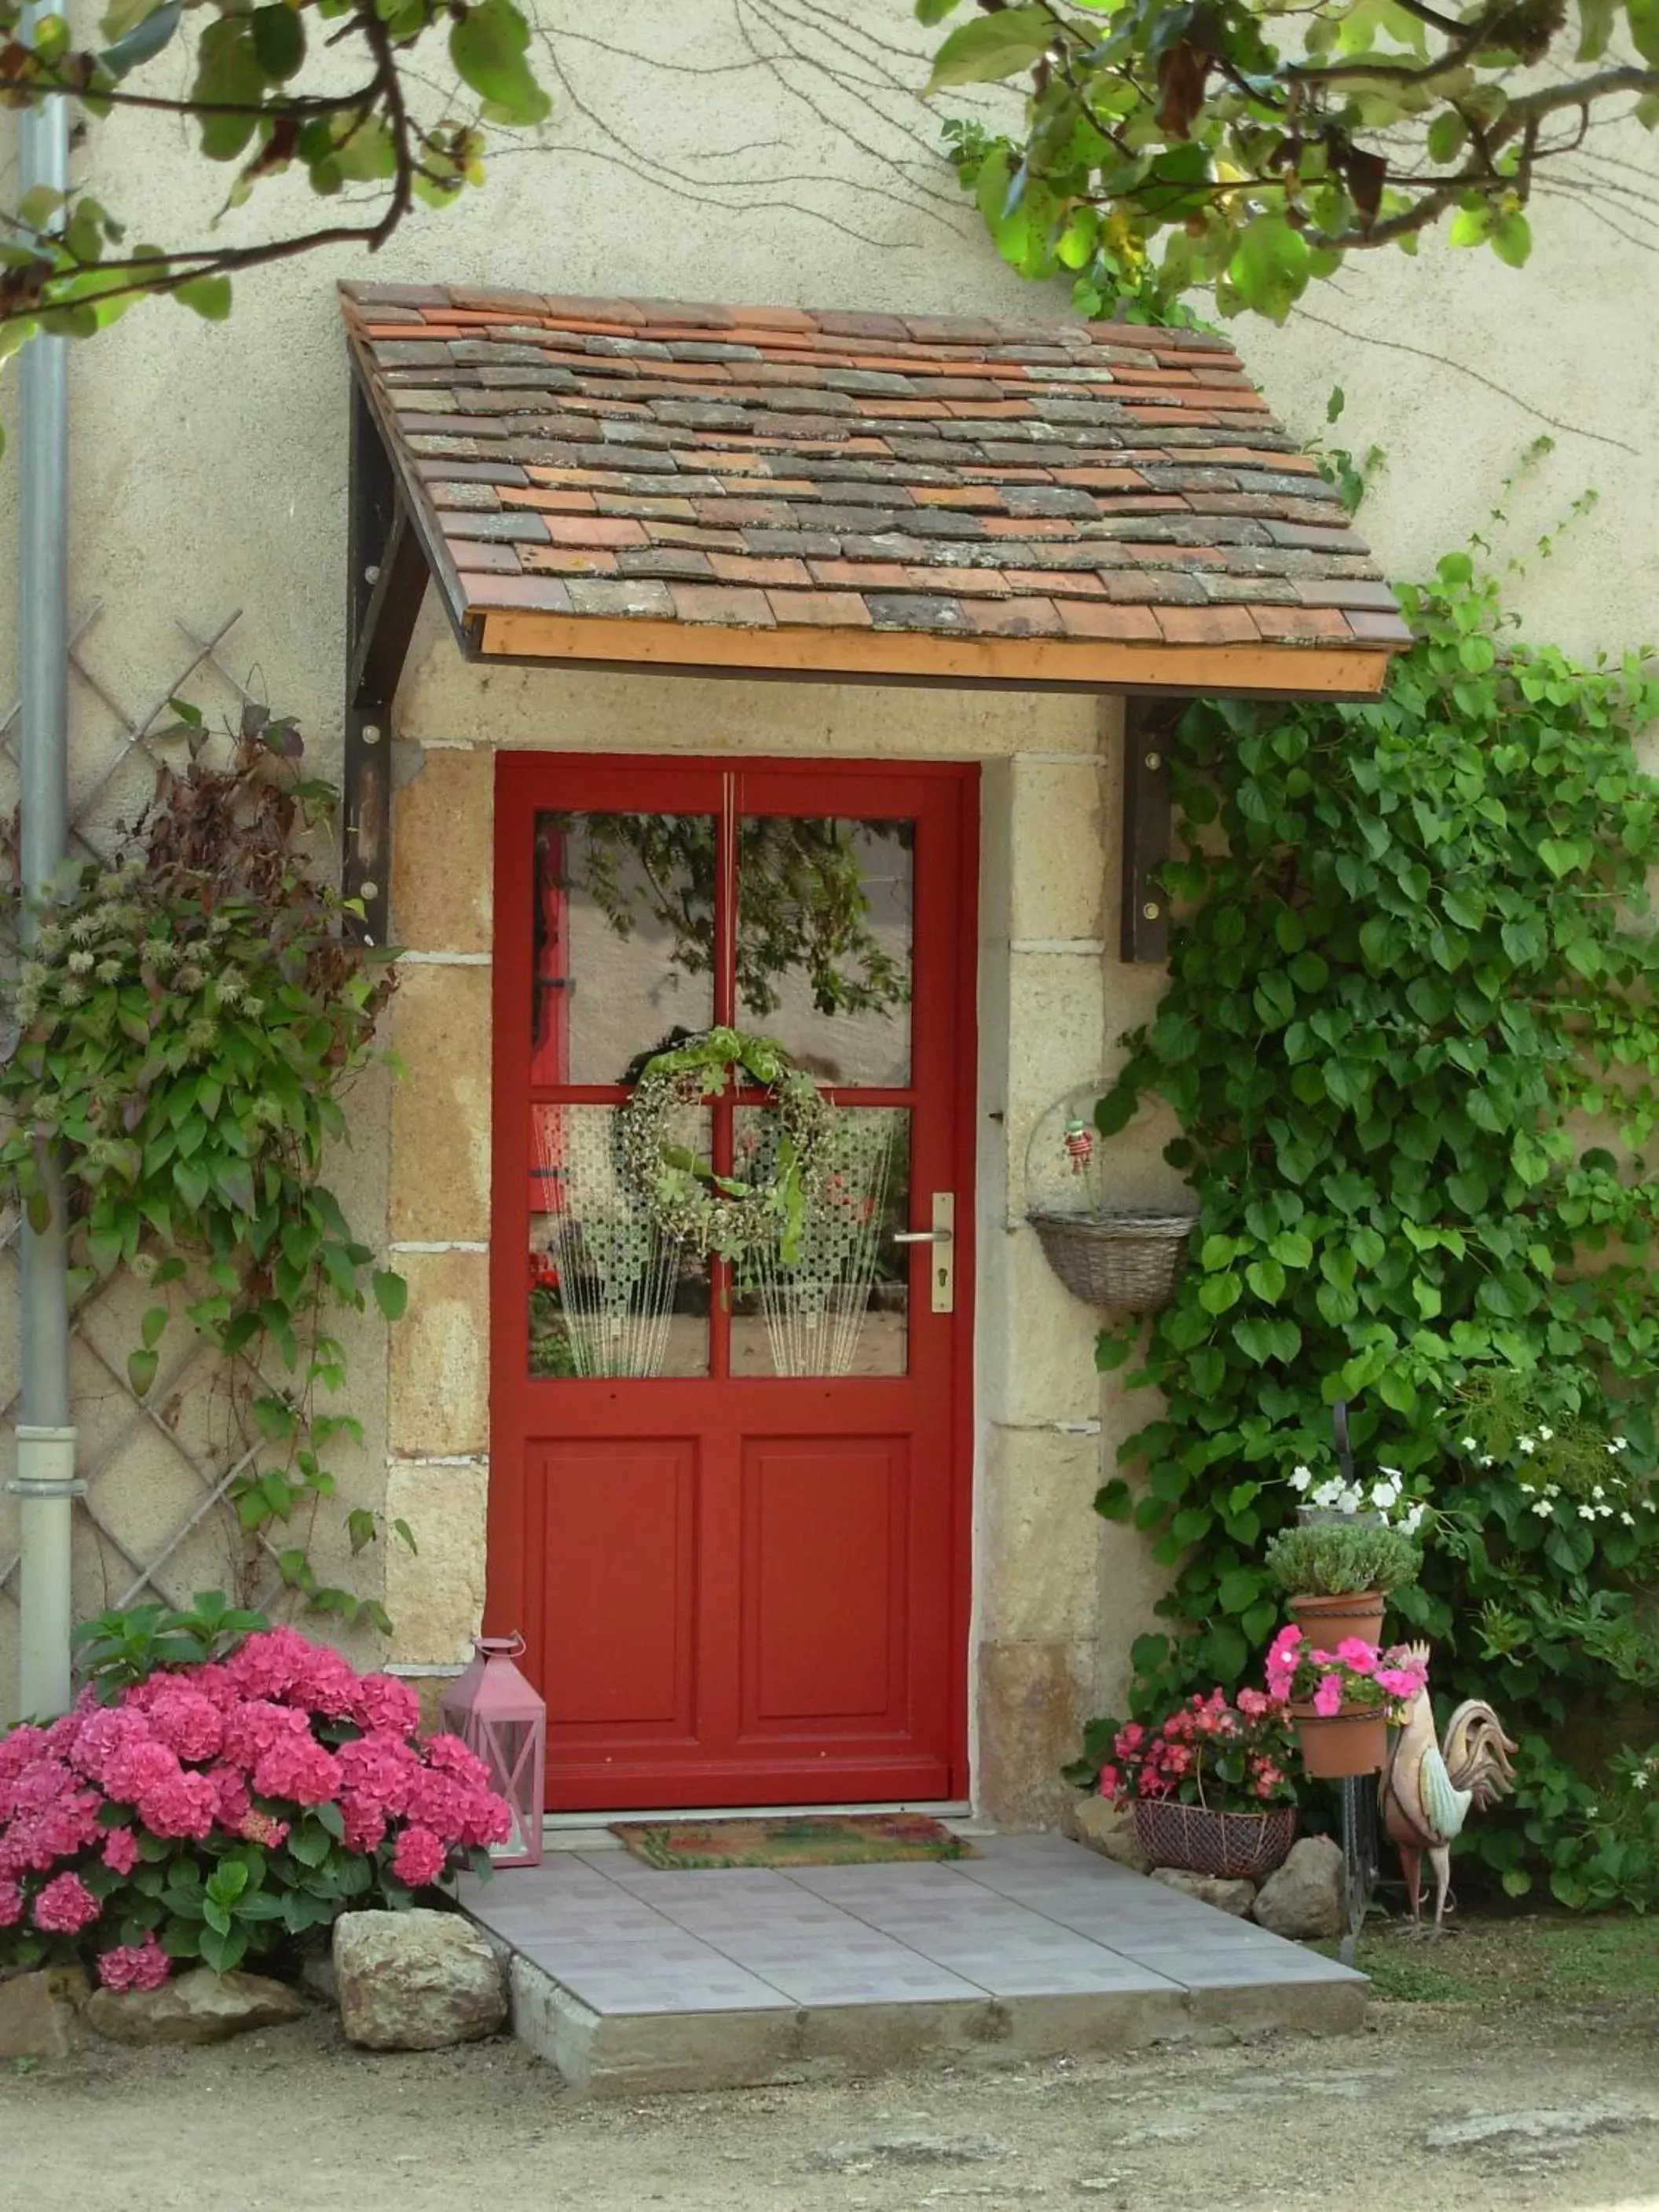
[[372, 1269, 408, 1322]]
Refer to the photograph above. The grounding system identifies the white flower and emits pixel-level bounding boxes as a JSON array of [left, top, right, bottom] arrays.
[[1518, 1436, 1536, 1456], [1635, 1767, 1651, 1789], [1372, 1481, 1401, 1511], [1578, 1504, 1596, 1521], [1402, 1504, 1426, 1535], [1621, 1511, 1636, 1527], [1480, 1454, 1496, 1468], [1538, 1424, 1553, 1441], [1544, 1483, 1560, 1498], [1532, 1500, 1554, 1518], [1338, 1486, 1362, 1514], [1312, 1479, 1345, 1509], [1379, 1466, 1404, 1479], [1460, 1435, 1477, 1451], [1290, 1467, 1313, 1492], [1609, 1437, 1628, 1454], [1592, 1485, 1606, 1500], [1598, 1504, 1613, 1518]]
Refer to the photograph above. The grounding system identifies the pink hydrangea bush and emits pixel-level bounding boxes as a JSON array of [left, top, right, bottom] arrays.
[[0, 1625, 511, 1988], [1265, 1624, 1428, 1719], [1096, 1687, 1298, 1813]]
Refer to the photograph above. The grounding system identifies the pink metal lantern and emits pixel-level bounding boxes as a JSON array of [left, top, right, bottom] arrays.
[[439, 1635, 546, 1868]]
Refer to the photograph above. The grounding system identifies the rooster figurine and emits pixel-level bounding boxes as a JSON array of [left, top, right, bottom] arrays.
[[1379, 1642, 1518, 1930]]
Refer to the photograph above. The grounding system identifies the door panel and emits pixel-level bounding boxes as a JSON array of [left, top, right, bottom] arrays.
[[538, 1437, 698, 1738], [742, 1437, 906, 1729], [489, 753, 977, 1811]]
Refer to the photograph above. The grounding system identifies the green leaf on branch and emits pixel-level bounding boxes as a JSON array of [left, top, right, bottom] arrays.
[[927, 5, 1053, 86], [449, 0, 553, 126]]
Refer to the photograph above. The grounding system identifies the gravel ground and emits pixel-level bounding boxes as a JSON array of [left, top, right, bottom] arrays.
[[5, 1990, 1657, 2212]]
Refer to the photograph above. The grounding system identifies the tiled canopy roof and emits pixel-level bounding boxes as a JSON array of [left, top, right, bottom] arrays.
[[341, 283, 1408, 697]]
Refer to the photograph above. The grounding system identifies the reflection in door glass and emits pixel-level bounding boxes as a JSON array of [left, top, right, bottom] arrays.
[[735, 819, 914, 1087], [729, 1107, 909, 1378], [529, 1103, 709, 1378], [533, 813, 716, 1086]]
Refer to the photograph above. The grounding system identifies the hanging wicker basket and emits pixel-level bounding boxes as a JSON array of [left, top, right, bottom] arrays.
[[1131, 1800, 1297, 1881], [1028, 1210, 1196, 1313]]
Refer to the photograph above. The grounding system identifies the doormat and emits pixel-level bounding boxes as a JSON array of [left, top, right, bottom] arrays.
[[610, 1812, 975, 1870]]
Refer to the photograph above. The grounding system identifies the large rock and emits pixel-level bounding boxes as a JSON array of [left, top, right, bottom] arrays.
[[1151, 1867, 1257, 1917], [0, 1968, 88, 2058], [1065, 1794, 1153, 1874], [1251, 1836, 1344, 1941], [333, 1908, 507, 2051], [86, 1968, 305, 2045]]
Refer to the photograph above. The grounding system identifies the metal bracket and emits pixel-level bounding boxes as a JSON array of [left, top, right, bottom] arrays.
[[1119, 698, 1184, 964], [342, 372, 429, 949]]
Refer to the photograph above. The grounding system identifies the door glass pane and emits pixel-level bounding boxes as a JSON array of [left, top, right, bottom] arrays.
[[735, 818, 914, 1087], [529, 1104, 709, 1377], [729, 1107, 910, 1378], [533, 811, 717, 1086]]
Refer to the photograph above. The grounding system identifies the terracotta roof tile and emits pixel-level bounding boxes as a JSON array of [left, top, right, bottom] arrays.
[[340, 284, 1404, 689]]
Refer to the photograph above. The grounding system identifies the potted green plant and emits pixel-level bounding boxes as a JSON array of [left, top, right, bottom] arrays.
[[1096, 1687, 1298, 1879], [1266, 1628, 1428, 1779], [1265, 1516, 1423, 1650]]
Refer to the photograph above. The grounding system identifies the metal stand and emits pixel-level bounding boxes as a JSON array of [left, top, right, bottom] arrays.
[[1339, 1773, 1380, 1967]]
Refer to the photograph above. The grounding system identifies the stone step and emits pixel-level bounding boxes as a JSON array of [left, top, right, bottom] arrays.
[[460, 1830, 1367, 2096]]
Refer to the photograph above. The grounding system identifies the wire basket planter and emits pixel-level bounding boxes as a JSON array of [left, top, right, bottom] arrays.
[[1028, 1210, 1196, 1313], [1023, 1079, 1196, 1313], [1131, 1800, 1298, 1882]]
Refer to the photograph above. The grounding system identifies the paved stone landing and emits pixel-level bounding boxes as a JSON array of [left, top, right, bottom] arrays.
[[460, 1832, 1366, 2095]]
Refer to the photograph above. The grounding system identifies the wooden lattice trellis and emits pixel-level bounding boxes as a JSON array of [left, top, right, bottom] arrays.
[[0, 608, 306, 1675]]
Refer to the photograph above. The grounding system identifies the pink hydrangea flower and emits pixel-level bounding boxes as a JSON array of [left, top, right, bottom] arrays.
[[390, 1825, 449, 1889], [220, 1698, 309, 1771], [423, 1734, 496, 1795], [96, 1935, 170, 1992], [240, 1809, 290, 1849], [336, 1732, 421, 1818], [205, 1763, 251, 1831], [251, 1734, 341, 1807], [102, 1826, 141, 1875], [135, 1769, 218, 1841], [103, 1738, 185, 1806], [145, 1686, 225, 1763], [0, 1877, 22, 1927], [33, 1870, 101, 1934], [349, 1675, 421, 1738], [340, 1793, 388, 1855]]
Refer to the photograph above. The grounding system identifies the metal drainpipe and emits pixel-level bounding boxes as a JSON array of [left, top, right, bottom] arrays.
[[9, 3, 80, 1719]]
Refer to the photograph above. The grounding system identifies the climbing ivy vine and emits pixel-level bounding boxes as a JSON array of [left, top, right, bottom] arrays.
[[0, 707, 408, 1631], [1085, 472, 1659, 1906]]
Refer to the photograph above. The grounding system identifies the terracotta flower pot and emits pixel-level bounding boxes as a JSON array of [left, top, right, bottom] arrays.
[[1287, 1588, 1386, 1653], [1291, 1705, 1387, 1778], [1131, 1800, 1297, 1881]]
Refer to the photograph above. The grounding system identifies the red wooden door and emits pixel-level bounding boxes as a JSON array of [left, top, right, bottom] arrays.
[[489, 754, 978, 1810]]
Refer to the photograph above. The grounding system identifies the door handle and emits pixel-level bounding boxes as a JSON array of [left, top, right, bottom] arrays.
[[893, 1193, 954, 1314]]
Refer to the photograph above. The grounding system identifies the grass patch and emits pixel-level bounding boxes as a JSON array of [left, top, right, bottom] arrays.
[[1344, 1912, 1659, 2005]]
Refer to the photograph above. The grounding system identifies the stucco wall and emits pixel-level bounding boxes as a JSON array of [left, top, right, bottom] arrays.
[[2, 2, 1654, 1814]]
